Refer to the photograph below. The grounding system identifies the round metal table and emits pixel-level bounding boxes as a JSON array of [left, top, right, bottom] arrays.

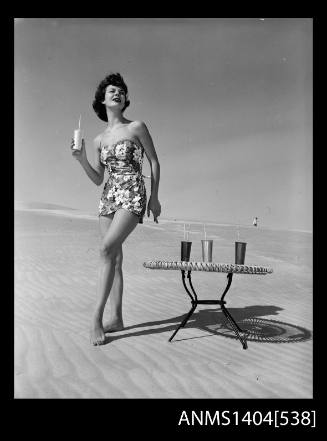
[[143, 261, 273, 349]]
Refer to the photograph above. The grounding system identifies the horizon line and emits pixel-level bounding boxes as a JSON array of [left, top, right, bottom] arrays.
[[14, 200, 312, 234]]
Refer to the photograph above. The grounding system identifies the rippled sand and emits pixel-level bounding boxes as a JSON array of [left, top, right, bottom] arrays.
[[14, 205, 313, 398]]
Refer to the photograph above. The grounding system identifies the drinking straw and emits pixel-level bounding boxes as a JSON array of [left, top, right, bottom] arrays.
[[203, 223, 207, 240], [183, 223, 186, 240], [78, 115, 81, 129]]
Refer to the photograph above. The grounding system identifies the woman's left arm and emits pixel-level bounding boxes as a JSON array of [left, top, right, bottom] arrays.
[[133, 121, 161, 222]]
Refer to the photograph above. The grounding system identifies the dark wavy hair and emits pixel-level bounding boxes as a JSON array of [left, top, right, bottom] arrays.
[[92, 72, 130, 122]]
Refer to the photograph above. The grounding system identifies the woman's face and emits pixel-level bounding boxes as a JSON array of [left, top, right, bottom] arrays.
[[102, 84, 126, 110]]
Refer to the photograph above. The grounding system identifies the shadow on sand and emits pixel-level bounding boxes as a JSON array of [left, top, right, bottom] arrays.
[[103, 304, 312, 346]]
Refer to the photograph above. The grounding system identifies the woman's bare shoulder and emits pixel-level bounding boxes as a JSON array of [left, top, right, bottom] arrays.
[[93, 133, 103, 150], [129, 120, 146, 128], [128, 120, 148, 135]]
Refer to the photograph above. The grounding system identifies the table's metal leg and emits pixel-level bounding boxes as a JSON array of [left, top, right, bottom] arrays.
[[168, 303, 197, 342], [220, 273, 248, 349], [221, 304, 244, 332], [221, 272, 233, 303], [221, 305, 248, 349], [169, 270, 197, 342], [183, 270, 196, 302]]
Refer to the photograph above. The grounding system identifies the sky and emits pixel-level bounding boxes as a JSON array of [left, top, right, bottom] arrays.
[[14, 18, 312, 231]]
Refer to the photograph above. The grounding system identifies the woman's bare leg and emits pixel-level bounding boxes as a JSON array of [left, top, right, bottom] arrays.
[[104, 244, 124, 332], [98, 215, 124, 332], [99, 214, 124, 332], [91, 209, 139, 345]]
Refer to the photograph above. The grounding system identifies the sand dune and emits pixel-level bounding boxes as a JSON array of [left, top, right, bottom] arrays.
[[14, 207, 312, 398]]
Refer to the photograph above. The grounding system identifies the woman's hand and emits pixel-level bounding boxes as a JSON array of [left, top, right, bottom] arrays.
[[71, 139, 87, 164], [147, 196, 161, 223]]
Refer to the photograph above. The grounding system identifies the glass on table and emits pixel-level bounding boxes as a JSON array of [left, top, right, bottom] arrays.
[[181, 241, 192, 261], [235, 241, 247, 264]]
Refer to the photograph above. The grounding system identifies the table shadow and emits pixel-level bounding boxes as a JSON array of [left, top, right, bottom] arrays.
[[103, 304, 312, 346]]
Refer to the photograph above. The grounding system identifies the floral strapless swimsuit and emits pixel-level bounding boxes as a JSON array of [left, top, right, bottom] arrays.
[[99, 139, 147, 223]]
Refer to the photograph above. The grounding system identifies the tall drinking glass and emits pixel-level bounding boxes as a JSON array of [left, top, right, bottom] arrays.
[[181, 241, 192, 261], [201, 239, 213, 262], [235, 241, 247, 264]]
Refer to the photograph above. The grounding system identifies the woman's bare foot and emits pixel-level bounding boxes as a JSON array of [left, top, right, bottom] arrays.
[[90, 321, 106, 345], [103, 319, 124, 333]]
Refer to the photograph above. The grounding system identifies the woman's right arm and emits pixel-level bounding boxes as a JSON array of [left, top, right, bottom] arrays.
[[71, 136, 105, 186]]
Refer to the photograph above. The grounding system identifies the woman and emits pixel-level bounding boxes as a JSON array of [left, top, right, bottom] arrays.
[[71, 72, 161, 346]]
